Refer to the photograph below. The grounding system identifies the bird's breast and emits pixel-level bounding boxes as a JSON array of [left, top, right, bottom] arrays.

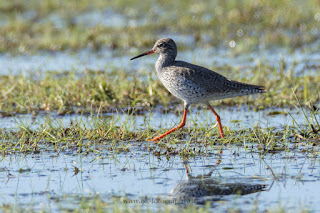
[[157, 71, 207, 103]]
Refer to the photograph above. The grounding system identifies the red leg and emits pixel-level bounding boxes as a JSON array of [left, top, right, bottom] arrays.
[[215, 150, 223, 166], [149, 108, 187, 141], [184, 164, 189, 175], [207, 105, 225, 138], [208, 150, 223, 176]]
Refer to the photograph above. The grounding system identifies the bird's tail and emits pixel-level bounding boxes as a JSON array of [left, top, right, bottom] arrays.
[[229, 80, 266, 94]]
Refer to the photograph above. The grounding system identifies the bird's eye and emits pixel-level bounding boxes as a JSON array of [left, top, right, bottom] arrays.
[[158, 43, 165, 48]]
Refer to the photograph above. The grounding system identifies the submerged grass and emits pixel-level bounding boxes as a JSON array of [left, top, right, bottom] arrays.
[[0, 193, 312, 213], [0, 194, 213, 213], [0, 104, 318, 156]]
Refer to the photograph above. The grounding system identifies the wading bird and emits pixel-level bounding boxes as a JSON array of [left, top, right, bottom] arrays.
[[131, 38, 265, 141]]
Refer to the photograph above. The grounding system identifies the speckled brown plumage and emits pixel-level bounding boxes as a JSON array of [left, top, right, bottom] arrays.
[[131, 38, 265, 141], [153, 38, 265, 105]]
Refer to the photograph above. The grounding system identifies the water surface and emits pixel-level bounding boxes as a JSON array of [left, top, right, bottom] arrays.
[[1, 144, 319, 212]]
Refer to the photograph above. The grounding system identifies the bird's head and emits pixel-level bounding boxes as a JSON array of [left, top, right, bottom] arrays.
[[130, 38, 177, 60]]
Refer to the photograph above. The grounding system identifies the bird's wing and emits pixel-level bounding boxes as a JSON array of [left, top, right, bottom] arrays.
[[167, 61, 265, 93]]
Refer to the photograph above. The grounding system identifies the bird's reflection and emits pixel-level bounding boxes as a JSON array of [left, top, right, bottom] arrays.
[[169, 163, 267, 205]]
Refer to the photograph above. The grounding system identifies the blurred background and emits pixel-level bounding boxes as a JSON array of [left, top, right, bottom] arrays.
[[1, 0, 320, 53], [0, 0, 319, 109]]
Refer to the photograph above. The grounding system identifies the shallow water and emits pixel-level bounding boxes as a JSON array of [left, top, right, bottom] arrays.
[[1, 42, 320, 76], [74, 9, 148, 28], [1, 143, 319, 212], [0, 107, 319, 211], [2, 106, 314, 132]]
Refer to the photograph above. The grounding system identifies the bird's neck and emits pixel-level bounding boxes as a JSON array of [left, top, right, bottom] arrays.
[[155, 53, 175, 73]]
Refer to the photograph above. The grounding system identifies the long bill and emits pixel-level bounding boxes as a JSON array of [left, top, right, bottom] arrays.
[[130, 49, 155, 60]]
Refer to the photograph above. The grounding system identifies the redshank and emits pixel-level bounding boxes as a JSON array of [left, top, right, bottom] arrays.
[[171, 164, 266, 202], [131, 38, 265, 141]]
